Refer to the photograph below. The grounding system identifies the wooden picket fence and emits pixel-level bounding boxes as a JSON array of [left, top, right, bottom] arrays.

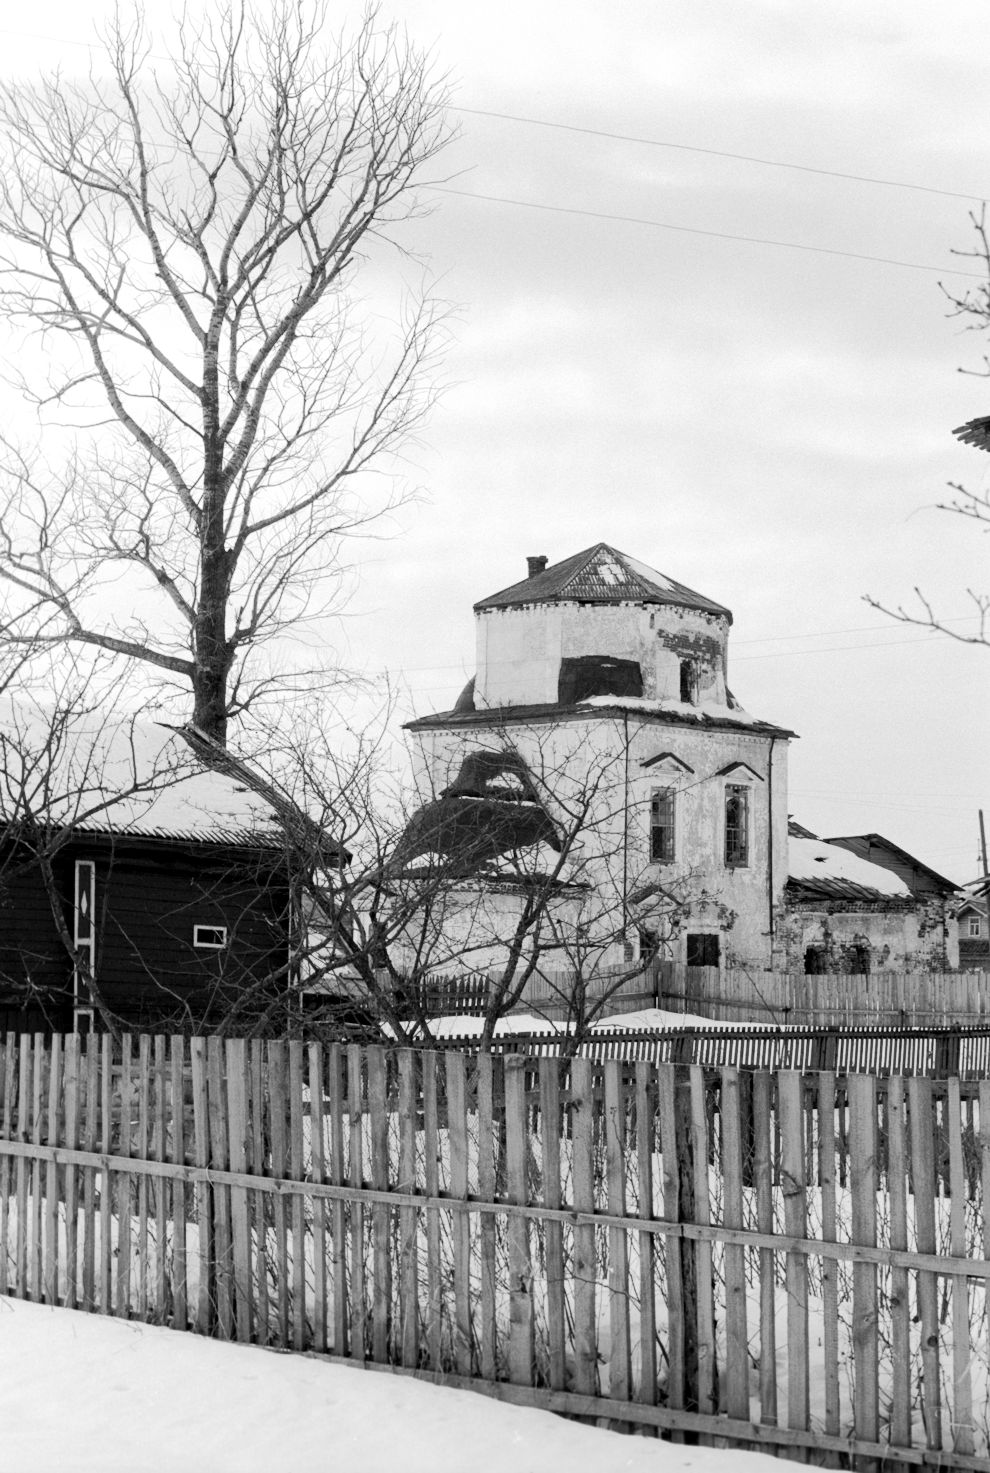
[[661, 965, 990, 1025], [1, 1032, 990, 1468]]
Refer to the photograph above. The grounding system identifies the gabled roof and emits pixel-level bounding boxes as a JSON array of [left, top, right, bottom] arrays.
[[474, 543, 732, 620]]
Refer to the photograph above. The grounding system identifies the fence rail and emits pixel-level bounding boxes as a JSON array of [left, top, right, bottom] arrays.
[[2, 1032, 989, 1469]]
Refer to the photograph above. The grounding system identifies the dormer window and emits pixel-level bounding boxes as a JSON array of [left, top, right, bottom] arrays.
[[679, 659, 697, 704]]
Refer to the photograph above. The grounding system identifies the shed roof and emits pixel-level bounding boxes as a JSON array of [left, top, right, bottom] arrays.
[[824, 833, 957, 896], [474, 543, 732, 619], [787, 835, 913, 903]]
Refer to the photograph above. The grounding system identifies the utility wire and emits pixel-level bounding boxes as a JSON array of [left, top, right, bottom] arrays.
[[430, 186, 984, 278], [454, 105, 989, 205]]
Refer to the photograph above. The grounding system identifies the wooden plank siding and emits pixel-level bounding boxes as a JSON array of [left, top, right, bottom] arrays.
[[2, 1035, 990, 1469], [0, 839, 290, 1033]]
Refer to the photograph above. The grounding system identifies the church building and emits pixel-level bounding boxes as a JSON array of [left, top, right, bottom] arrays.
[[404, 543, 795, 972]]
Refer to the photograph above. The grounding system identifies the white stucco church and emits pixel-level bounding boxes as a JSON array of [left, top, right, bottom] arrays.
[[403, 543, 796, 972]]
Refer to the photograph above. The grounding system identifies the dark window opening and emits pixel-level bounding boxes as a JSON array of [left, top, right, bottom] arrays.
[[638, 927, 659, 961], [686, 933, 720, 968], [650, 789, 675, 863], [848, 944, 870, 976], [679, 659, 697, 704], [804, 945, 827, 975], [724, 785, 749, 867], [558, 655, 643, 706]]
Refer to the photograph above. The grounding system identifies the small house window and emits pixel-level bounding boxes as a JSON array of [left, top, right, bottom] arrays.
[[193, 925, 228, 950], [724, 785, 750, 867], [650, 788, 676, 863], [969, 916, 982, 938], [679, 659, 697, 704]]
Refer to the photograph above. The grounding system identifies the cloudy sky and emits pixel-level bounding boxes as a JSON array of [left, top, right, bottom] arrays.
[[3, 1, 990, 883]]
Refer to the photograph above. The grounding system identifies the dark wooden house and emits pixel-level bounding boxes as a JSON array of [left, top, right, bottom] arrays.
[[0, 705, 295, 1034]]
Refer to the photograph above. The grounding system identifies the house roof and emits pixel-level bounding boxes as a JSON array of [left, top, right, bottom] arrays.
[[824, 833, 957, 895], [0, 699, 293, 849], [474, 543, 733, 620], [787, 835, 914, 903]]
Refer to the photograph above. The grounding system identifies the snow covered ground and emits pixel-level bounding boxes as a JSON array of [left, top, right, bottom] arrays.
[[0, 1297, 788, 1473]]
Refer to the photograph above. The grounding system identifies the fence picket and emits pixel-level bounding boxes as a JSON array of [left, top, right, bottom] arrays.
[[346, 1045, 366, 1362], [206, 1037, 233, 1340], [633, 1060, 657, 1420], [397, 1050, 419, 1369], [539, 1057, 566, 1392], [327, 1043, 348, 1357], [603, 1059, 631, 1407], [308, 1042, 327, 1356], [444, 1050, 472, 1376], [189, 1037, 212, 1336], [287, 1040, 306, 1354], [476, 1052, 498, 1381], [421, 1050, 442, 1372], [0, 1035, 14, 1296], [908, 1075, 942, 1453], [720, 1067, 748, 1423], [656, 1062, 684, 1429], [505, 1056, 534, 1385], [115, 1034, 132, 1319], [63, 1035, 80, 1311], [817, 1071, 840, 1448], [570, 1057, 598, 1398], [225, 1039, 253, 1345], [367, 1046, 391, 1363], [779, 1071, 809, 1449], [947, 1077, 974, 1457], [169, 1036, 187, 1333], [267, 1041, 290, 1347]]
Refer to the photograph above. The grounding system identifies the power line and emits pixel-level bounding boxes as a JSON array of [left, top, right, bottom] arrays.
[[453, 105, 988, 205], [430, 186, 984, 278]]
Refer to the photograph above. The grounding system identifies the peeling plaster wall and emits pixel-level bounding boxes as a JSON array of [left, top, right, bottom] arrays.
[[475, 602, 730, 708], [781, 899, 958, 973], [408, 712, 789, 971]]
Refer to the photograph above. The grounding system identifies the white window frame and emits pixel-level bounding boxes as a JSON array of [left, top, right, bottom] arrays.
[[969, 915, 983, 938], [193, 924, 228, 950]]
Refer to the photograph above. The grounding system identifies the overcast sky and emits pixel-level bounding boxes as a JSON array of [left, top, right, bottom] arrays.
[[3, 1, 990, 884]]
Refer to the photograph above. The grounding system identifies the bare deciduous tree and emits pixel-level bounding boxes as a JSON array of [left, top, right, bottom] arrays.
[[0, 2, 451, 743], [867, 207, 990, 645]]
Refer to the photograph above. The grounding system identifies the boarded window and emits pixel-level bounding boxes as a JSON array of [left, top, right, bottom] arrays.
[[650, 788, 675, 862], [724, 785, 749, 867], [558, 655, 642, 705], [686, 933, 720, 967]]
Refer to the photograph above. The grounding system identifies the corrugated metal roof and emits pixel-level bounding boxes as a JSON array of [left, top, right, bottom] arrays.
[[474, 543, 732, 619]]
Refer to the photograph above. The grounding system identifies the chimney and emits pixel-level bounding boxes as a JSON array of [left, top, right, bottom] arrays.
[[527, 555, 548, 578]]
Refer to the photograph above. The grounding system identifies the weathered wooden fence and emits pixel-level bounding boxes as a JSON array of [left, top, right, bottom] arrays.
[[661, 965, 990, 1025], [2, 1032, 989, 1468]]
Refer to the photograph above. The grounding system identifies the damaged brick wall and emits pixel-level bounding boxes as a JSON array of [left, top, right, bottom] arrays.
[[781, 895, 957, 973]]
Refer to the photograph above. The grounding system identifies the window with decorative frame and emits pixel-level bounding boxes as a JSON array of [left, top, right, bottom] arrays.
[[650, 788, 676, 863], [969, 915, 983, 938], [724, 784, 750, 867]]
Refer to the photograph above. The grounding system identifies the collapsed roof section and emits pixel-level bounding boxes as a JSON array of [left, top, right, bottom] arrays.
[[392, 750, 564, 882]]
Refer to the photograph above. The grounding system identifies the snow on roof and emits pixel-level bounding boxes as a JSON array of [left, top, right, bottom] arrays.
[[474, 543, 732, 619], [0, 697, 282, 846], [788, 835, 911, 900]]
